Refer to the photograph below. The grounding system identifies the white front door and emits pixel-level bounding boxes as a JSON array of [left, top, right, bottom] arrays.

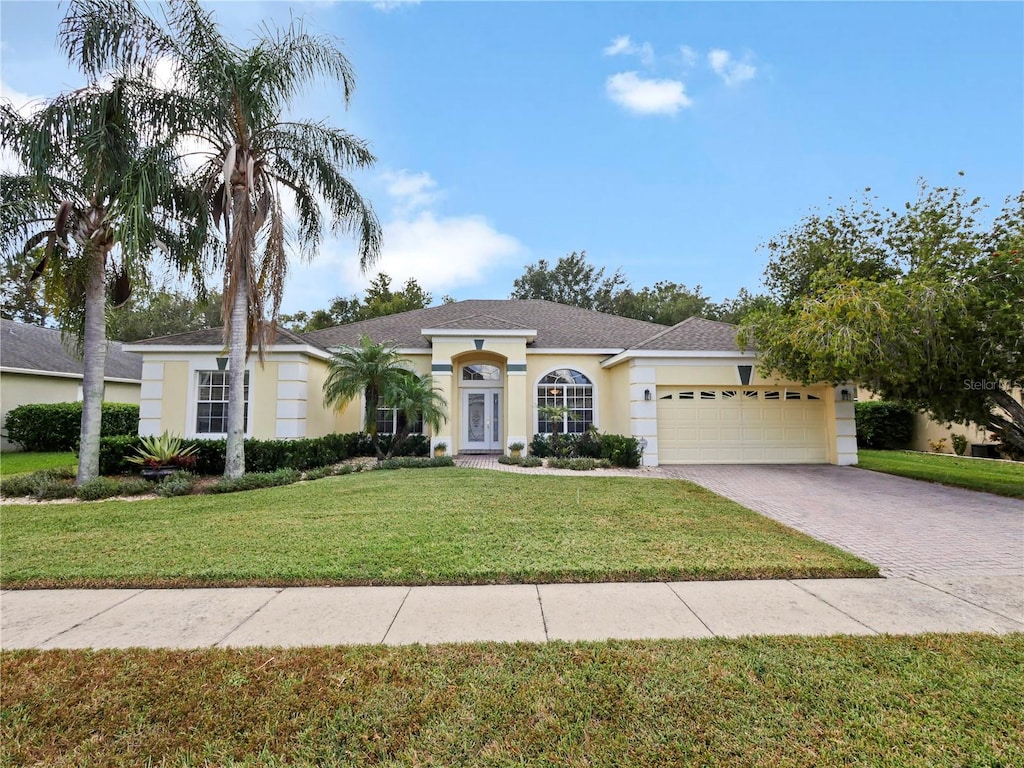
[[462, 388, 502, 451]]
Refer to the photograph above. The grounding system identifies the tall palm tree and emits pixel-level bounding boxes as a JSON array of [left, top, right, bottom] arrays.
[[0, 79, 207, 483], [382, 370, 447, 459], [63, 0, 383, 478], [322, 335, 406, 458]]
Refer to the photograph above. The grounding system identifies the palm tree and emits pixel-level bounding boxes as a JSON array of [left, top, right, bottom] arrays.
[[0, 79, 207, 484], [63, 0, 383, 478], [382, 370, 447, 459], [322, 335, 406, 458]]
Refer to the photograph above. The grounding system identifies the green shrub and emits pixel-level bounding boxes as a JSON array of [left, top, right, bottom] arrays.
[[520, 456, 543, 468], [530, 432, 640, 467], [38, 480, 79, 500], [497, 455, 519, 465], [156, 471, 196, 498], [855, 401, 914, 449], [3, 402, 140, 451], [118, 478, 157, 496], [950, 433, 969, 456], [207, 469, 302, 494], [301, 465, 334, 481], [599, 434, 641, 468], [1, 467, 76, 499], [76, 477, 124, 501], [378, 456, 454, 470], [547, 457, 611, 471]]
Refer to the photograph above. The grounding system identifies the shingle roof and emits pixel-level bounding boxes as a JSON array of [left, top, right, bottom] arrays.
[[303, 299, 668, 349], [0, 319, 143, 380], [631, 316, 743, 351], [127, 325, 325, 350]]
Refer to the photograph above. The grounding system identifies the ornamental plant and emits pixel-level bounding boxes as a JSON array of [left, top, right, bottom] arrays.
[[127, 432, 198, 470]]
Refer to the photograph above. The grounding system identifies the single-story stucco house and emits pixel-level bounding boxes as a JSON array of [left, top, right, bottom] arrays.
[[127, 299, 858, 467], [0, 319, 143, 451]]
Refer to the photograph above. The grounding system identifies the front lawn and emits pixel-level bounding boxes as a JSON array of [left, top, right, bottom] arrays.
[[857, 449, 1024, 498], [0, 452, 77, 477], [3, 634, 1022, 766], [0, 469, 876, 587]]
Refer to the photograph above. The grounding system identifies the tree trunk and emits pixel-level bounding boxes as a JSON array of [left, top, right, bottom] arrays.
[[76, 245, 108, 485], [223, 262, 248, 479]]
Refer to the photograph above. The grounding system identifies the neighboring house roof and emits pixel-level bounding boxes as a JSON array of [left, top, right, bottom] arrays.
[[127, 325, 327, 351], [0, 319, 143, 380], [631, 316, 744, 352], [303, 299, 668, 350]]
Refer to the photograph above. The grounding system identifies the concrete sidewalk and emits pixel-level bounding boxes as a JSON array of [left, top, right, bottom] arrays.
[[3, 576, 1021, 650]]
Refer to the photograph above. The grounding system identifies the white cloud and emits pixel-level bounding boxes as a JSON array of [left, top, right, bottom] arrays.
[[371, 0, 421, 12], [380, 169, 440, 216], [708, 48, 757, 86], [603, 35, 655, 67], [1, 79, 44, 117], [679, 45, 698, 67], [605, 71, 692, 116], [286, 170, 524, 310]]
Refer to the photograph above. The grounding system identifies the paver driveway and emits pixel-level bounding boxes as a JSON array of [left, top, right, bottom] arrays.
[[663, 464, 1024, 579]]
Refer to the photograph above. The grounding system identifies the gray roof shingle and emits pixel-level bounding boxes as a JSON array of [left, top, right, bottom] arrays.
[[631, 316, 743, 351], [0, 319, 143, 379], [303, 299, 668, 350], [127, 325, 324, 350]]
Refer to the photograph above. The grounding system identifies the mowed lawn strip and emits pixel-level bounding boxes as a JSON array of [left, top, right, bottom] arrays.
[[0, 468, 876, 587], [4, 634, 1023, 767], [0, 452, 77, 476], [857, 449, 1024, 499]]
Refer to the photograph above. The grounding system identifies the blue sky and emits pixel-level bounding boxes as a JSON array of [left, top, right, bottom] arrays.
[[2, 1, 1022, 316]]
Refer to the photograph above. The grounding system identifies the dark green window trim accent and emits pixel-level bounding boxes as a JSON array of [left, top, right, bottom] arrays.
[[432, 363, 453, 373], [474, 339, 484, 350], [738, 365, 753, 385], [507, 364, 527, 372], [216, 357, 228, 371]]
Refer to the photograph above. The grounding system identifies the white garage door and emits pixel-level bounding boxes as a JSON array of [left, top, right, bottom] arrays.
[[657, 387, 828, 464]]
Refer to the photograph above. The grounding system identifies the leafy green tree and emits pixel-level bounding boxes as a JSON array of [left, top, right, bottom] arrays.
[[712, 288, 774, 325], [511, 251, 626, 311], [608, 281, 717, 325], [0, 73, 206, 484], [67, 0, 383, 477], [281, 274, 433, 332], [0, 250, 51, 326], [105, 288, 222, 342], [741, 181, 1024, 453]]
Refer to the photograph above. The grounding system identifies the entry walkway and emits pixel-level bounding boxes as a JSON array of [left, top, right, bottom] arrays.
[[2, 577, 1021, 649]]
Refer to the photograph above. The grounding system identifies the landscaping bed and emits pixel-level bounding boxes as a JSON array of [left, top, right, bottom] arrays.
[[0, 469, 877, 588], [856, 449, 1024, 498], [3, 633, 1021, 766]]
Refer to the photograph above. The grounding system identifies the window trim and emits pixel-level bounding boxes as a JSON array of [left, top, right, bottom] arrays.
[[533, 366, 597, 435], [186, 357, 255, 439]]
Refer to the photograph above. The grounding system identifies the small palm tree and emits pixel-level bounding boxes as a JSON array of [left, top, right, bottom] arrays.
[[382, 371, 447, 459], [64, 0, 383, 478], [323, 336, 406, 457], [0, 79, 207, 484]]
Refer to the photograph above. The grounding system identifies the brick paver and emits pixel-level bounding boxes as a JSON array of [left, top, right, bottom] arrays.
[[659, 465, 1024, 579]]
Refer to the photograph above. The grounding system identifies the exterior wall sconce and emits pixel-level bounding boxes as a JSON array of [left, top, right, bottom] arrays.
[[638, 437, 648, 454], [644, 389, 652, 401], [840, 388, 852, 401]]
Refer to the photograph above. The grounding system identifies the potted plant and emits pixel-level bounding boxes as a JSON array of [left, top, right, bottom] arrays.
[[433, 441, 447, 458], [508, 441, 525, 459], [128, 432, 199, 481]]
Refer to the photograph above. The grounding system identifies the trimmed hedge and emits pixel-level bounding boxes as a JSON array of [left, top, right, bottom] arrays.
[[855, 401, 914, 449], [99, 432, 429, 476], [529, 431, 642, 468], [3, 402, 140, 451]]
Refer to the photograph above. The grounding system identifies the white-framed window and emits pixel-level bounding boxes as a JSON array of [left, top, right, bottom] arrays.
[[462, 363, 501, 382], [196, 370, 249, 434], [536, 369, 594, 434], [375, 401, 424, 435]]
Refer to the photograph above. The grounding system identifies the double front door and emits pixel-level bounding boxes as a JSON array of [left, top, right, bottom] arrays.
[[462, 388, 502, 451]]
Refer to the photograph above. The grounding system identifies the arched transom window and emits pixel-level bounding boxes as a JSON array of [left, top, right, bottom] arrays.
[[462, 364, 501, 382], [537, 369, 594, 434]]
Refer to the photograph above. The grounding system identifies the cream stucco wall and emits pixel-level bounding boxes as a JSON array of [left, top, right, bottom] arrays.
[[1, 371, 141, 451]]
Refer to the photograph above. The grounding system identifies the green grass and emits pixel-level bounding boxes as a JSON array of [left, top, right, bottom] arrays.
[[3, 634, 1022, 766], [0, 452, 77, 477], [857, 449, 1024, 498], [0, 469, 876, 587]]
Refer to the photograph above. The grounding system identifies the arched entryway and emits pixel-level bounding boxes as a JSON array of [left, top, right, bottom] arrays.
[[458, 358, 505, 452]]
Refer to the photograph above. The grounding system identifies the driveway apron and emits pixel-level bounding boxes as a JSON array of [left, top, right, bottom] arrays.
[[660, 465, 1023, 580]]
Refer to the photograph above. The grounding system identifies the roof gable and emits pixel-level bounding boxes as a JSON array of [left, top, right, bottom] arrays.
[[631, 316, 743, 352]]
